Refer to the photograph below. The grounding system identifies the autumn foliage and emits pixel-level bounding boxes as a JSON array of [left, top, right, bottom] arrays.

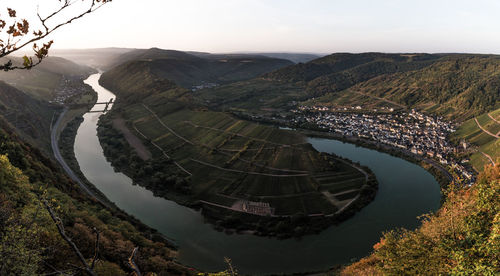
[[0, 0, 111, 71], [342, 163, 499, 275]]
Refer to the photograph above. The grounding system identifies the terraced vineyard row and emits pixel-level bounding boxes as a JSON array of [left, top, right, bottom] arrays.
[[122, 102, 367, 216], [452, 107, 500, 171]]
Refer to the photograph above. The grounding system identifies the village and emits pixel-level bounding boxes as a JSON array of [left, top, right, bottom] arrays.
[[292, 105, 476, 186], [49, 75, 92, 105]]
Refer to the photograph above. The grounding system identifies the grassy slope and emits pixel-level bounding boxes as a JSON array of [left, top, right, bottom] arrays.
[[195, 78, 306, 112], [341, 163, 499, 275], [451, 107, 500, 171], [99, 62, 376, 234]]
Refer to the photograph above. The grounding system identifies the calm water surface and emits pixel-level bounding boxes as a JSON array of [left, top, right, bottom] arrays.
[[74, 74, 441, 275]]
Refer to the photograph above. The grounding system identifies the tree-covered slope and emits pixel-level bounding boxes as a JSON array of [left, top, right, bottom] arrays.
[[105, 48, 294, 88], [198, 53, 440, 112], [0, 116, 193, 275], [342, 163, 499, 275], [309, 55, 500, 120], [0, 81, 56, 151]]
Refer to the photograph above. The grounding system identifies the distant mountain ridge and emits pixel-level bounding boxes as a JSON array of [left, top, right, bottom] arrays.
[[196, 52, 500, 121], [104, 48, 294, 88], [0, 56, 95, 101], [307, 54, 500, 120], [50, 47, 134, 69]]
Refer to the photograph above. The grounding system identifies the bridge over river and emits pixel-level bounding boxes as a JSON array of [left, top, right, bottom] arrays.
[[69, 98, 114, 113]]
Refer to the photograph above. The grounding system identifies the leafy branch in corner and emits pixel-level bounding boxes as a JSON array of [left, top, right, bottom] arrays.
[[0, 0, 111, 71]]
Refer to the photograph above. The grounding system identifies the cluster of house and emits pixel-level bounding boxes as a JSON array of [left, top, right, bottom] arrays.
[[293, 106, 476, 185], [49, 76, 88, 105], [191, 82, 218, 91], [242, 201, 275, 216]]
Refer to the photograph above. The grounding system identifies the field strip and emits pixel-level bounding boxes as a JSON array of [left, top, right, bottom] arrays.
[[331, 188, 360, 197], [480, 151, 496, 166], [190, 158, 309, 177], [334, 194, 361, 215], [228, 151, 310, 174], [252, 192, 318, 199], [113, 118, 152, 160], [199, 142, 310, 174], [474, 118, 499, 138], [132, 123, 192, 176], [220, 147, 276, 152], [183, 120, 293, 147], [138, 108, 309, 174], [320, 191, 343, 209], [334, 158, 369, 181], [488, 113, 500, 125], [142, 104, 194, 145], [354, 91, 406, 109]]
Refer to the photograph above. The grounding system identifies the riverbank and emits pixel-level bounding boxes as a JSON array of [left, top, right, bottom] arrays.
[[297, 128, 452, 190], [54, 76, 180, 250], [233, 111, 453, 190], [76, 73, 441, 274], [96, 109, 379, 239]]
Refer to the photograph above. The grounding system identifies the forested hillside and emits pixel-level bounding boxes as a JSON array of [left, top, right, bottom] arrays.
[[0, 117, 194, 275], [342, 163, 499, 275], [202, 53, 500, 121], [105, 48, 294, 88], [0, 82, 56, 151], [313, 55, 500, 120], [198, 53, 440, 112]]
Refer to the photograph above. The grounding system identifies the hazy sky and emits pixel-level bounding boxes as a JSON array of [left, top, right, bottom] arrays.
[[5, 0, 500, 54]]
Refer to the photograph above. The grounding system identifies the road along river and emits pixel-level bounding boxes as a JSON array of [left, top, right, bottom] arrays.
[[73, 73, 441, 275]]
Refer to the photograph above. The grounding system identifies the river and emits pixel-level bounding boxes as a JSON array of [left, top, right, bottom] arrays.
[[73, 73, 441, 275]]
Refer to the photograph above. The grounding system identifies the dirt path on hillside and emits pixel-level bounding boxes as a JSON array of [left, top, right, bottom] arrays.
[[113, 118, 152, 160], [474, 118, 499, 139], [480, 151, 496, 166], [354, 91, 406, 109], [488, 113, 500, 124]]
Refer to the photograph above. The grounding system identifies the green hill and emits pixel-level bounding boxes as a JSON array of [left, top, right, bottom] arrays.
[[306, 55, 500, 120], [0, 56, 95, 101], [201, 53, 499, 121], [197, 53, 440, 113], [99, 64, 378, 237], [106, 48, 294, 88]]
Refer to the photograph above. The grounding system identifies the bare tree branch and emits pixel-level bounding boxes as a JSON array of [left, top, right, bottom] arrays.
[[0, 0, 111, 71], [90, 227, 100, 270], [128, 247, 142, 276], [42, 199, 97, 276], [224, 257, 238, 276]]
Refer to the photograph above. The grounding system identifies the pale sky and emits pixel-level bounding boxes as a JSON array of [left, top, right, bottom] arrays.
[[5, 0, 500, 54]]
